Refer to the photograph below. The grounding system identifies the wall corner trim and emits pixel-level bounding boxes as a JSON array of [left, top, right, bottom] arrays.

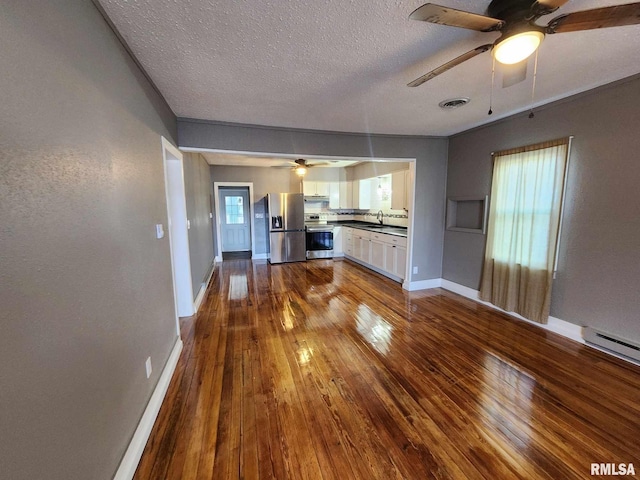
[[113, 337, 183, 480], [439, 279, 584, 344], [403, 278, 442, 291]]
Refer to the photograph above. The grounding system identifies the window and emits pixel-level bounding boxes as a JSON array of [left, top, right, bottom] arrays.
[[225, 196, 245, 225], [480, 138, 570, 323]]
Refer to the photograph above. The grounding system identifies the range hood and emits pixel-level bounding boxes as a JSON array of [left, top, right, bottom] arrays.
[[304, 195, 330, 202]]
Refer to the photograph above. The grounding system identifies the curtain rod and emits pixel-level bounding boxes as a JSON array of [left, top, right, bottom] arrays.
[[490, 135, 574, 156]]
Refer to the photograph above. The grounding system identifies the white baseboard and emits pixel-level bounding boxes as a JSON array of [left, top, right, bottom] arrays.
[[439, 279, 584, 344], [193, 285, 207, 314], [113, 337, 183, 480], [403, 278, 442, 291], [193, 262, 215, 314], [252, 253, 268, 260]]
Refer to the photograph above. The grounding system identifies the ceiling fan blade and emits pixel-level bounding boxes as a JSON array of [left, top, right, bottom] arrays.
[[408, 44, 492, 87], [502, 60, 528, 88], [547, 3, 640, 34], [409, 4, 504, 32], [531, 0, 569, 17]]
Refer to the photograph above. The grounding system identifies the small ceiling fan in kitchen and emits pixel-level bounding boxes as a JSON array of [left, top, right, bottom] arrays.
[[287, 158, 330, 177], [407, 0, 640, 87]]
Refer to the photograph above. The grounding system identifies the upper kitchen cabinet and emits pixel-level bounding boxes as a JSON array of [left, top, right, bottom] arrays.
[[329, 182, 341, 209], [332, 180, 369, 210], [303, 181, 331, 198], [391, 170, 411, 211], [353, 179, 371, 210]]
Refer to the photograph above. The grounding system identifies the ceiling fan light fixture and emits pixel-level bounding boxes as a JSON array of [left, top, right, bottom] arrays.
[[295, 166, 307, 177], [493, 31, 544, 65]]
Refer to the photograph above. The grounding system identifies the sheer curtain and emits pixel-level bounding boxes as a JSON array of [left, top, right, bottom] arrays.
[[480, 138, 570, 324]]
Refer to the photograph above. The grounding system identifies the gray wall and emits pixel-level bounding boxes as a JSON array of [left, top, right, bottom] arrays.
[[210, 165, 295, 255], [0, 1, 179, 479], [444, 75, 640, 342], [183, 120, 448, 281], [348, 161, 410, 180], [184, 152, 215, 297]]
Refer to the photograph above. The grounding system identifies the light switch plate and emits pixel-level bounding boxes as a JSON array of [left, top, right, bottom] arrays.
[[155, 224, 164, 239]]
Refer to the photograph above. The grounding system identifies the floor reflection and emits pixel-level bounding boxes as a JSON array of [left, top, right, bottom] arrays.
[[228, 273, 248, 300], [355, 304, 394, 355], [481, 352, 535, 446], [297, 345, 314, 366]]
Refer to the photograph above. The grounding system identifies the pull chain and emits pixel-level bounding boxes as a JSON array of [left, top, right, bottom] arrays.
[[529, 49, 539, 119], [488, 56, 495, 115]]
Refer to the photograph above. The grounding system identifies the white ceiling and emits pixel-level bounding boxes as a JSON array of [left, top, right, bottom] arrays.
[[98, 0, 640, 136]]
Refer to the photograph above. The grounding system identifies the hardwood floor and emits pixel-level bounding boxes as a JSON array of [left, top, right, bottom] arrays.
[[134, 259, 640, 479]]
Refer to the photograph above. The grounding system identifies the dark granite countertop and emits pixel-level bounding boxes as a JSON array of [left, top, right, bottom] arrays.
[[329, 221, 408, 238]]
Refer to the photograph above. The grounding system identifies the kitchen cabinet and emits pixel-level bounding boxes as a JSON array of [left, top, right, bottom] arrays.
[[394, 244, 407, 279], [391, 170, 411, 211], [303, 181, 330, 197], [370, 237, 385, 270], [353, 179, 371, 210], [352, 229, 371, 263], [344, 227, 354, 256], [345, 228, 407, 282], [329, 182, 340, 209], [339, 181, 353, 209]]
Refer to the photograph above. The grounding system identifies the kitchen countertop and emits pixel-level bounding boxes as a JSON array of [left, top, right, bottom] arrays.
[[329, 221, 408, 238]]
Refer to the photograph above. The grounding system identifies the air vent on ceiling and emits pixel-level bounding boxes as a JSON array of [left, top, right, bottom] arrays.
[[439, 97, 470, 110]]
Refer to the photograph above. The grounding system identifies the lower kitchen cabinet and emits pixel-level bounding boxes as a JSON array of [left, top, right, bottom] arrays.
[[343, 227, 407, 282], [353, 230, 371, 263], [384, 243, 406, 279], [370, 239, 385, 270]]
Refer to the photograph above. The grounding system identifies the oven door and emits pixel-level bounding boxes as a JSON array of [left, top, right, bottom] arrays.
[[305, 227, 334, 259]]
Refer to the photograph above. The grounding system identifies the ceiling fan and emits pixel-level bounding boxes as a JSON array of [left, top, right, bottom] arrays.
[[408, 0, 640, 87], [288, 158, 330, 176]]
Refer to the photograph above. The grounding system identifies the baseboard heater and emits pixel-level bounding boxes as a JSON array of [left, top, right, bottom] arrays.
[[584, 327, 640, 362]]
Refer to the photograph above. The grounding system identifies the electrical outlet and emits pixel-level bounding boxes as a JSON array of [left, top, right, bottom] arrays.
[[145, 357, 152, 379], [413, 266, 418, 274]]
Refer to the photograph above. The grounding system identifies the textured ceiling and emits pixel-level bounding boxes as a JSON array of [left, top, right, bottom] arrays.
[[98, 0, 640, 136]]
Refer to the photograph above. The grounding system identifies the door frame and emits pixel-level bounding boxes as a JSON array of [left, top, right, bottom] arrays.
[[213, 182, 256, 261], [162, 137, 194, 332]]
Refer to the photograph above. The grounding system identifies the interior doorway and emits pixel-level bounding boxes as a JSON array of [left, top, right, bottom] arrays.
[[162, 137, 194, 330], [213, 182, 256, 262]]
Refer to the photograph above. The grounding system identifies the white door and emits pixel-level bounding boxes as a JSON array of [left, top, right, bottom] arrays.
[[219, 188, 251, 252]]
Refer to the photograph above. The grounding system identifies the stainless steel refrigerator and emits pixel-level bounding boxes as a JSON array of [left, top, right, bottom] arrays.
[[267, 193, 306, 264]]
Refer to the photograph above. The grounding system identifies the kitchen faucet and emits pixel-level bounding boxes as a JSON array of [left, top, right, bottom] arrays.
[[376, 210, 384, 225]]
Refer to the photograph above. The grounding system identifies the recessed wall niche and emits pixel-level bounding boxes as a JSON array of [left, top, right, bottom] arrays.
[[446, 196, 488, 234]]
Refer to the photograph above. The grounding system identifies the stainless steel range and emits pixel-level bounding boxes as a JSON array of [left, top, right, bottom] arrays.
[[304, 214, 334, 259]]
